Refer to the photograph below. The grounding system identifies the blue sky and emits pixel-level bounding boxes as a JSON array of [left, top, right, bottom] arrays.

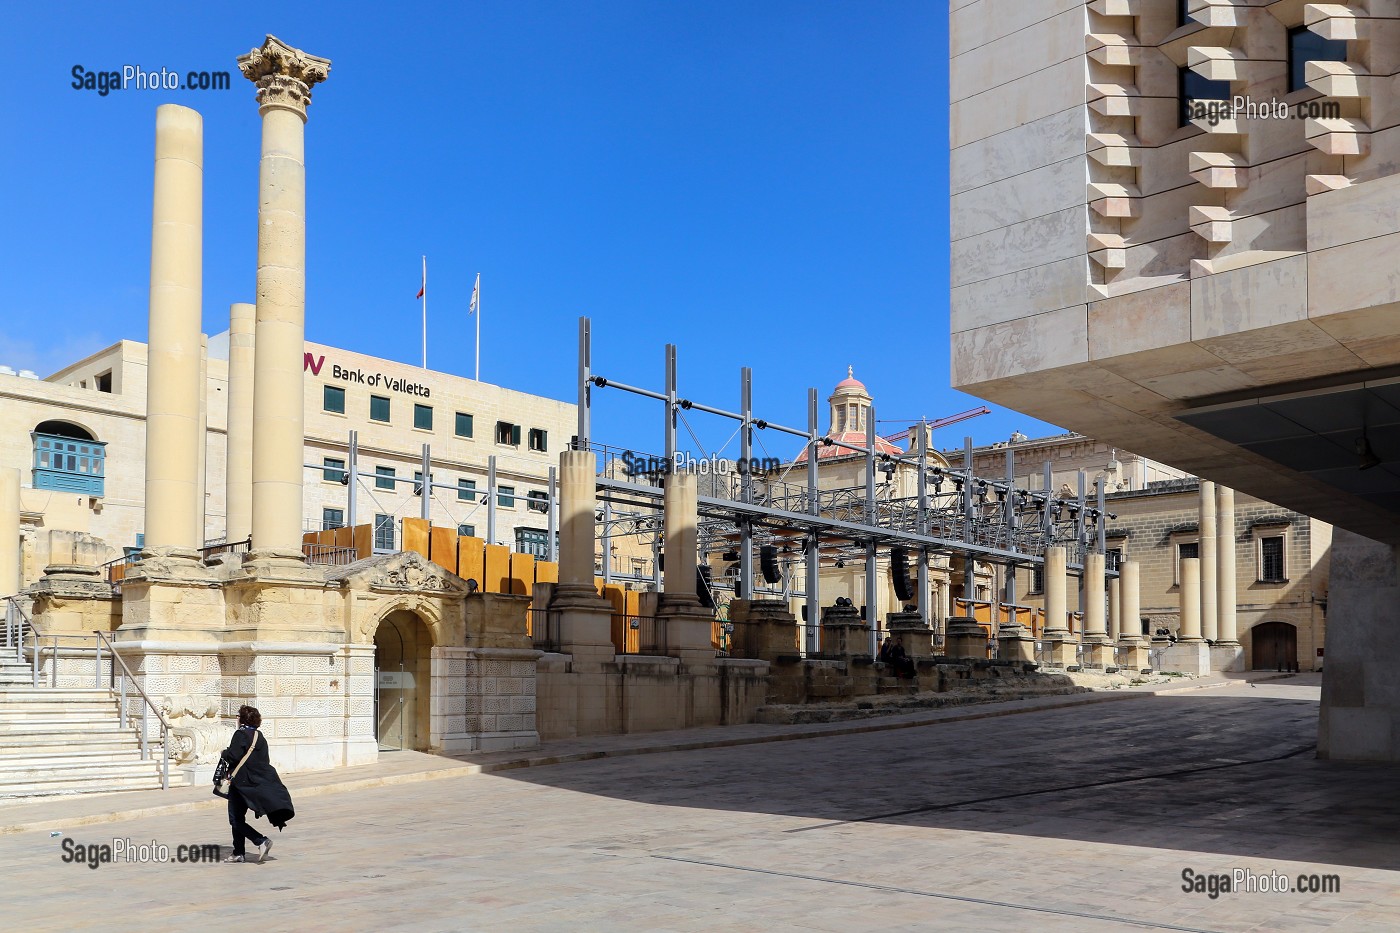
[[4, 1, 1063, 463]]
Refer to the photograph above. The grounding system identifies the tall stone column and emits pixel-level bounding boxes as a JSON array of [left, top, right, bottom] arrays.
[[225, 303, 256, 543], [143, 104, 204, 557], [237, 36, 331, 560], [658, 471, 716, 669], [1199, 481, 1219, 642], [196, 335, 208, 545], [1042, 546, 1076, 667], [1082, 552, 1112, 668], [1108, 575, 1121, 641], [548, 449, 614, 668], [1213, 485, 1242, 671], [1117, 560, 1148, 671], [0, 467, 19, 596], [1179, 558, 1202, 642]]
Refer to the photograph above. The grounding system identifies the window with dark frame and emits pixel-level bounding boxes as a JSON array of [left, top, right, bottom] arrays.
[[370, 395, 391, 423], [498, 485, 516, 508], [1288, 25, 1347, 93], [373, 513, 395, 551], [1260, 535, 1286, 582], [515, 527, 549, 558], [1106, 548, 1123, 572], [375, 465, 395, 491], [413, 404, 433, 431], [458, 524, 476, 538], [323, 385, 345, 414], [528, 428, 547, 452], [1179, 65, 1232, 127], [455, 412, 474, 438], [496, 421, 521, 445], [458, 478, 477, 501], [526, 490, 549, 513], [1031, 564, 1045, 595], [322, 457, 346, 483], [413, 470, 425, 496], [321, 507, 344, 530]]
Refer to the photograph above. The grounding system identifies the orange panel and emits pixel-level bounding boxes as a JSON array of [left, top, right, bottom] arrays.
[[332, 525, 353, 550], [429, 525, 457, 572], [352, 524, 373, 559], [509, 553, 534, 597], [535, 561, 558, 585], [402, 518, 431, 559], [624, 589, 641, 617], [457, 537, 485, 590], [484, 544, 511, 593], [302, 532, 317, 547]]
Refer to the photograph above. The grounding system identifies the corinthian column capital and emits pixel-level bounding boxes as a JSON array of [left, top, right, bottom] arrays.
[[237, 35, 331, 120]]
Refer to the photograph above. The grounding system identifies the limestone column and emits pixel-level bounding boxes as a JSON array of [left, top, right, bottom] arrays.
[[0, 467, 19, 596], [143, 103, 204, 556], [237, 36, 331, 558], [1108, 575, 1121, 641], [196, 335, 208, 545], [1117, 560, 1148, 671], [1199, 481, 1218, 642], [225, 303, 256, 543], [1082, 552, 1112, 667], [1179, 558, 1203, 642], [661, 472, 699, 604], [548, 449, 614, 672], [1217, 486, 1239, 645], [1042, 546, 1076, 667]]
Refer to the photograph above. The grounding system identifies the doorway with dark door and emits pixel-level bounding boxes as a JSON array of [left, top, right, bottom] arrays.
[[1251, 620, 1298, 671]]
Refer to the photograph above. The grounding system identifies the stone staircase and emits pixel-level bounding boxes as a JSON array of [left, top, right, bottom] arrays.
[[0, 657, 169, 797]]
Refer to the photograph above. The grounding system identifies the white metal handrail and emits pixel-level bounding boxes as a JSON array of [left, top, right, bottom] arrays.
[[95, 630, 171, 790], [3, 597, 33, 664]]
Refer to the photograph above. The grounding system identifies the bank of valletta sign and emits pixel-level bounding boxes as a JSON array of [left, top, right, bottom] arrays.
[[304, 353, 430, 399]]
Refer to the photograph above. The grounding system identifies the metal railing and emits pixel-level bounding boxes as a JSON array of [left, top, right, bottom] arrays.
[[96, 631, 171, 790], [303, 543, 359, 566], [529, 608, 562, 652], [201, 537, 252, 559], [616, 615, 667, 656], [3, 596, 33, 664]]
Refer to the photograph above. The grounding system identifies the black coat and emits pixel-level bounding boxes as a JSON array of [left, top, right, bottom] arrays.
[[220, 727, 295, 829]]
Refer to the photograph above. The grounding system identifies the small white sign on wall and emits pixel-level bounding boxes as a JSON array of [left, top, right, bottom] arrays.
[[376, 671, 415, 689]]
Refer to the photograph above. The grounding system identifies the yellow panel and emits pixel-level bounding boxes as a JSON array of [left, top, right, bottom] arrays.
[[484, 544, 511, 593], [457, 536, 485, 590], [332, 525, 353, 550], [302, 531, 317, 547], [535, 561, 558, 585], [624, 589, 641, 617], [429, 526, 457, 572], [402, 518, 431, 559], [352, 524, 373, 559], [509, 553, 534, 597]]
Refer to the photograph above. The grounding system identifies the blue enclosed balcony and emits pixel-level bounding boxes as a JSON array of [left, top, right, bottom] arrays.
[[32, 423, 106, 496]]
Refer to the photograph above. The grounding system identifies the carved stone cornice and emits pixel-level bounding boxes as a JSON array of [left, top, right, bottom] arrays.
[[237, 35, 331, 120]]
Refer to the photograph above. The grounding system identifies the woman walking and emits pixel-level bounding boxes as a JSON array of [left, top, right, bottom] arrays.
[[218, 705, 295, 863]]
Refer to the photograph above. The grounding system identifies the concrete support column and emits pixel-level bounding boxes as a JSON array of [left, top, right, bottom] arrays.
[[1082, 552, 1112, 668], [0, 468, 19, 596], [1179, 558, 1202, 642], [238, 36, 331, 559], [1117, 560, 1148, 671], [225, 303, 256, 543], [143, 104, 204, 557], [1199, 481, 1219, 642]]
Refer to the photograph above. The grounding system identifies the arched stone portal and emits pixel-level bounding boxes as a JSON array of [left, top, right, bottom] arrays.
[[1250, 621, 1298, 672], [373, 609, 434, 751]]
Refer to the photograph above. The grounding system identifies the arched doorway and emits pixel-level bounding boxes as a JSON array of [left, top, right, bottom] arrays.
[[373, 610, 433, 751], [1251, 621, 1298, 671]]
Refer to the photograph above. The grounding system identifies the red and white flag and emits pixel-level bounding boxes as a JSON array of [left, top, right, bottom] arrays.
[[416, 259, 426, 299]]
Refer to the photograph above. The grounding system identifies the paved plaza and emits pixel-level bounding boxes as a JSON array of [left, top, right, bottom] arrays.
[[6, 676, 1399, 931]]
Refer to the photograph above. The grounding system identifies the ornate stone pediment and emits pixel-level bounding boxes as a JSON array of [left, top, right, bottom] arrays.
[[328, 550, 468, 596]]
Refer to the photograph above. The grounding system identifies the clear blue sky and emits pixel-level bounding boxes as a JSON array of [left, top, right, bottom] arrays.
[[3, 1, 1063, 463]]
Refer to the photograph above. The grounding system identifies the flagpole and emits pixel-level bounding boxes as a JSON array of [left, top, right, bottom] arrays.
[[421, 255, 427, 369], [474, 272, 480, 381]]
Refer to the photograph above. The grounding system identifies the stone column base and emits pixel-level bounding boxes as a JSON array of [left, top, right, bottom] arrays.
[[1117, 638, 1149, 672], [1159, 641, 1211, 676], [944, 616, 986, 661], [996, 624, 1035, 664], [1210, 642, 1244, 673], [887, 611, 933, 657], [1081, 635, 1114, 670], [1042, 631, 1078, 668]]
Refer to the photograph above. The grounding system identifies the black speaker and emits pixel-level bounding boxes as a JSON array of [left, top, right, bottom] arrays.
[[696, 566, 715, 609], [801, 604, 808, 622], [891, 547, 915, 602], [760, 545, 781, 584]]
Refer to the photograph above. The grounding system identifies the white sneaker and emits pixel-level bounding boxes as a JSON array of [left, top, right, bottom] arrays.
[[256, 839, 273, 863], [224, 854, 245, 863]]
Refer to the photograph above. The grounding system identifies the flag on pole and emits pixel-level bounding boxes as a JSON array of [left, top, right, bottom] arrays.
[[416, 263, 426, 300], [469, 273, 480, 314]]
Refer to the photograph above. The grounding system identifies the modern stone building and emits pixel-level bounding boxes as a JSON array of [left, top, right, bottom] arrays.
[[950, 0, 1400, 757]]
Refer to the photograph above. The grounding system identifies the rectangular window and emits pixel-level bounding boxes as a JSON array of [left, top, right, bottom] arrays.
[[375, 465, 395, 491], [321, 507, 344, 530], [1260, 536, 1286, 582], [455, 412, 474, 438], [498, 485, 516, 508], [458, 524, 476, 538], [1106, 548, 1122, 572], [414, 470, 425, 496], [413, 403, 433, 431], [95, 371, 112, 393], [1289, 25, 1347, 93], [322, 457, 346, 483], [457, 478, 477, 501], [323, 385, 345, 414], [1031, 565, 1045, 595], [528, 428, 547, 452], [373, 513, 395, 551], [496, 421, 521, 446], [515, 527, 550, 558], [370, 395, 391, 423], [1179, 66, 1232, 127], [526, 490, 549, 513]]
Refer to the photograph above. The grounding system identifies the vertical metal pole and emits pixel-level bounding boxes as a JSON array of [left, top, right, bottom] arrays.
[[1003, 448, 1016, 549], [916, 421, 929, 627], [805, 388, 820, 654], [665, 344, 678, 464], [577, 317, 591, 450], [119, 672, 126, 725], [487, 455, 498, 546], [140, 701, 148, 758], [95, 637, 101, 688], [51, 634, 57, 688], [602, 499, 613, 585], [547, 466, 558, 563], [739, 367, 754, 601], [652, 523, 662, 590], [420, 443, 431, 521], [1076, 471, 1087, 562], [1097, 479, 1108, 554], [865, 404, 878, 654], [1043, 461, 1053, 541], [346, 430, 358, 531], [962, 437, 975, 529]]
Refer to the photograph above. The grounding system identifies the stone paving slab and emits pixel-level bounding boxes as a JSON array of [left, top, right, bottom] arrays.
[[4, 676, 1393, 932]]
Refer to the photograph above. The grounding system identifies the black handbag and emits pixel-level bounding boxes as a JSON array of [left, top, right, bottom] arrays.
[[213, 730, 259, 798]]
